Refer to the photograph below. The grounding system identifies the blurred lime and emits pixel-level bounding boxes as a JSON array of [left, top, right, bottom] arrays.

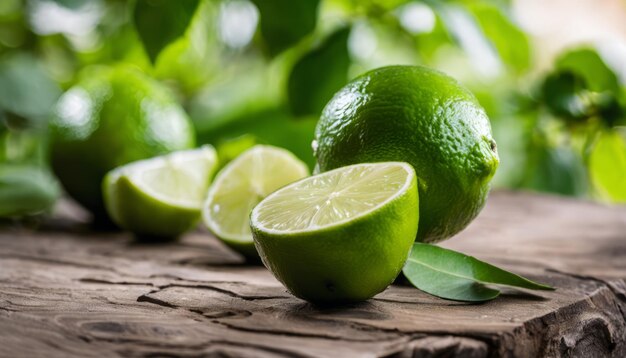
[[314, 65, 499, 243], [203, 145, 309, 259], [103, 146, 217, 239], [50, 66, 195, 223], [251, 162, 419, 304]]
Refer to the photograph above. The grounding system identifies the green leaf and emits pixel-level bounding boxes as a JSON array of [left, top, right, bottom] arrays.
[[542, 71, 594, 121], [287, 27, 351, 117], [0, 119, 6, 135], [133, 0, 201, 63], [468, 3, 530, 72], [542, 48, 625, 125], [556, 48, 620, 93], [522, 142, 588, 197], [0, 54, 61, 128], [368, 0, 412, 10], [153, 0, 220, 96], [0, 165, 60, 217], [589, 129, 626, 202], [542, 67, 624, 125], [0, 129, 48, 165], [403, 243, 554, 302], [195, 107, 317, 169], [50, 0, 89, 9], [251, 0, 320, 56], [552, 48, 626, 127]]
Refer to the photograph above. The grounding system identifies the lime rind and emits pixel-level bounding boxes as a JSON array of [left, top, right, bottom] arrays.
[[251, 162, 415, 235], [125, 146, 218, 209], [103, 145, 218, 238], [109, 175, 202, 238]]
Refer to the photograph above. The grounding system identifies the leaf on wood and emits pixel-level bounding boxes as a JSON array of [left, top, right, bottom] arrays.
[[403, 243, 553, 302], [133, 0, 201, 63]]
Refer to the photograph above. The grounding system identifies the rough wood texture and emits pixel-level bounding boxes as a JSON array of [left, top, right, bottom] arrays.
[[1, 191, 625, 358]]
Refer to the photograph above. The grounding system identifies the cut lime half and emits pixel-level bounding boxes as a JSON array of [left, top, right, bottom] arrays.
[[250, 162, 419, 304], [103, 145, 218, 239], [202, 145, 309, 259]]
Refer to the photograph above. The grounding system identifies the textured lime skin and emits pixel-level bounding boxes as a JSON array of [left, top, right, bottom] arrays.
[[314, 66, 499, 243], [103, 172, 200, 239], [251, 166, 419, 304], [50, 66, 195, 221]]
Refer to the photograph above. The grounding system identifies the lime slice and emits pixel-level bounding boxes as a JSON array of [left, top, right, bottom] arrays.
[[103, 145, 218, 239], [202, 145, 309, 259], [250, 162, 419, 304]]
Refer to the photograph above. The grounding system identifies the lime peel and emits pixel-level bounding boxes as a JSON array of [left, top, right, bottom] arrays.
[[103, 145, 218, 238]]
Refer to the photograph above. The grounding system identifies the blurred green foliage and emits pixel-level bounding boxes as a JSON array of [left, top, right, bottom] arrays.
[[589, 129, 626, 201], [252, 0, 320, 56], [133, 0, 201, 63], [0, 0, 625, 217], [288, 27, 351, 117], [0, 49, 61, 217], [0, 165, 59, 217]]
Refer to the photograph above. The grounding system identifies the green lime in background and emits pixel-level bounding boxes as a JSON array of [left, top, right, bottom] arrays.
[[50, 65, 195, 224], [314, 65, 499, 243]]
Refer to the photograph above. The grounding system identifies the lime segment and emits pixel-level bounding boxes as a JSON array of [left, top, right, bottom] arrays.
[[253, 163, 413, 232], [127, 147, 217, 208], [202, 145, 309, 257], [103, 145, 218, 238]]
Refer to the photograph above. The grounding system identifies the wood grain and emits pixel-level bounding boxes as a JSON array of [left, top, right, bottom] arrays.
[[0, 191, 625, 357]]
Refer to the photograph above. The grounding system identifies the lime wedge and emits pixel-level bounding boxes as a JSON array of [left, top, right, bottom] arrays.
[[250, 162, 419, 304], [103, 145, 218, 239], [202, 145, 309, 259]]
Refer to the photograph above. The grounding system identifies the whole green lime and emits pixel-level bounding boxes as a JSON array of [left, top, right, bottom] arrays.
[[50, 66, 195, 222], [313, 65, 499, 243]]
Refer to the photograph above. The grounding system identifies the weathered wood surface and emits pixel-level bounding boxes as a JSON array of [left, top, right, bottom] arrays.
[[1, 191, 625, 358]]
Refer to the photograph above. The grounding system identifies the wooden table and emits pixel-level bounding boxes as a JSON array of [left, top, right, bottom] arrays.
[[1, 191, 625, 357]]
